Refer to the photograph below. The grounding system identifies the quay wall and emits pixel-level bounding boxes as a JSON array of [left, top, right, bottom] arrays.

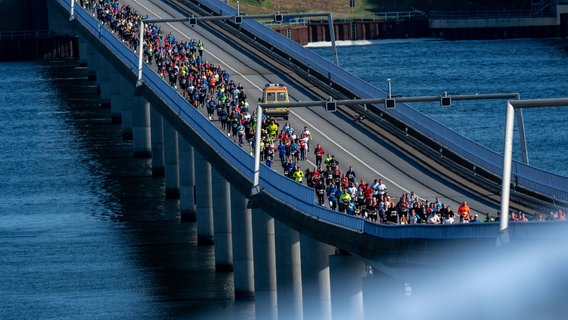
[[275, 17, 566, 43], [0, 0, 76, 61], [0, 31, 78, 61], [274, 19, 429, 45]]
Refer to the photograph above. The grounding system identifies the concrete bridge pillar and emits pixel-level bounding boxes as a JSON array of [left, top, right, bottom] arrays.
[[212, 167, 233, 271], [163, 121, 180, 199], [78, 38, 88, 67], [275, 220, 303, 320], [300, 234, 334, 320], [178, 137, 196, 221], [194, 151, 214, 245], [97, 56, 112, 108], [131, 96, 151, 157], [120, 79, 133, 140], [150, 107, 164, 176], [329, 250, 366, 320], [109, 68, 123, 124], [85, 43, 98, 81], [252, 208, 277, 320], [231, 187, 254, 300]]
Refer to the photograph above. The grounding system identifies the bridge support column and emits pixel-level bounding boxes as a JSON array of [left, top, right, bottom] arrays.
[[163, 121, 179, 199], [194, 151, 213, 245], [252, 208, 277, 320], [150, 107, 164, 176], [231, 187, 254, 300], [275, 220, 303, 320], [178, 137, 196, 221], [109, 68, 123, 124], [78, 38, 88, 67], [97, 56, 111, 108], [212, 167, 232, 271], [301, 234, 334, 320], [120, 79, 133, 140], [85, 44, 98, 81], [131, 96, 151, 157], [329, 250, 366, 320]]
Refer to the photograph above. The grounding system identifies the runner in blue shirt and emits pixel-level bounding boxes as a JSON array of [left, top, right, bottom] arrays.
[[326, 183, 338, 210], [277, 141, 287, 166]]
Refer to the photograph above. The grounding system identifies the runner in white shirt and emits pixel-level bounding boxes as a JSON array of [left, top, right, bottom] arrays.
[[301, 126, 312, 152], [377, 179, 387, 197]]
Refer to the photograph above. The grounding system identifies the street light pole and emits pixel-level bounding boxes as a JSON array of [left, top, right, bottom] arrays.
[[136, 17, 196, 87], [251, 105, 263, 197], [498, 97, 568, 245], [135, 11, 339, 86], [256, 92, 519, 209], [258, 93, 521, 109], [69, 0, 75, 21], [516, 109, 529, 164], [137, 19, 145, 87], [328, 13, 339, 66]]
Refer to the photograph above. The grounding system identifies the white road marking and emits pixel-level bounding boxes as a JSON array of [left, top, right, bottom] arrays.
[[133, 0, 408, 193]]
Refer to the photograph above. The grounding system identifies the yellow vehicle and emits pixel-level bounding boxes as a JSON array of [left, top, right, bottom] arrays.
[[259, 83, 290, 120]]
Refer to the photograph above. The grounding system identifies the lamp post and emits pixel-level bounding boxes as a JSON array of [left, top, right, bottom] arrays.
[[383, 80, 530, 164], [251, 105, 263, 197], [137, 18, 145, 87], [250, 92, 521, 198], [136, 11, 339, 87], [136, 16, 199, 87], [69, 0, 75, 21], [498, 97, 568, 245]]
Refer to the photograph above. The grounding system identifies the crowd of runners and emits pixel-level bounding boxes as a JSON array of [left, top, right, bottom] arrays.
[[85, 0, 566, 224]]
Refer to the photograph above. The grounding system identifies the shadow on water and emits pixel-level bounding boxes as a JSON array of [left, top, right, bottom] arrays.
[[40, 59, 252, 319]]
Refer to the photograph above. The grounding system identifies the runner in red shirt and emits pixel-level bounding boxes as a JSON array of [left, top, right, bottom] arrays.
[[313, 144, 324, 167]]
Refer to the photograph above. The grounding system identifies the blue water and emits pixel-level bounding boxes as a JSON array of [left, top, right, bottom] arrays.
[[309, 38, 568, 177], [0, 60, 245, 320]]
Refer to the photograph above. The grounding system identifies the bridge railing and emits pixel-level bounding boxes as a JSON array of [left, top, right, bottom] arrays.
[[275, 11, 426, 23], [71, 4, 256, 177], [60, 0, 568, 241], [429, 10, 536, 19], [195, 0, 568, 203], [0, 30, 53, 39]]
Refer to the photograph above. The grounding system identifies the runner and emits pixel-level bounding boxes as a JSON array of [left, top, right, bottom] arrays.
[[313, 144, 324, 167]]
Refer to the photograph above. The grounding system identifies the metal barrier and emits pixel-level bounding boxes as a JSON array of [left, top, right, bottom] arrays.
[[369, 11, 426, 21], [429, 10, 536, 19], [0, 30, 53, 40]]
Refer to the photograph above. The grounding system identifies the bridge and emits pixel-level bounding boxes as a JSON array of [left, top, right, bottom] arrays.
[[47, 0, 568, 319]]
